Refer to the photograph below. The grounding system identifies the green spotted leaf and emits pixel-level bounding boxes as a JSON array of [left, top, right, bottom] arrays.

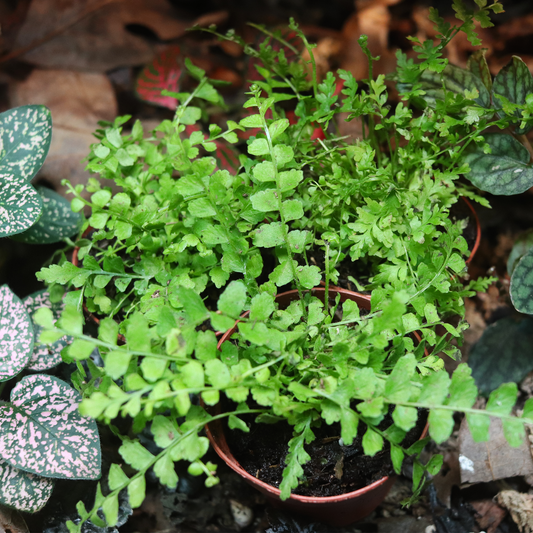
[[469, 316, 533, 395], [0, 460, 54, 512], [508, 230, 533, 276], [23, 289, 72, 371], [419, 63, 491, 107], [463, 133, 533, 195], [0, 285, 33, 382], [511, 247, 533, 314], [12, 186, 82, 244], [0, 105, 52, 237], [0, 374, 101, 479], [492, 56, 533, 134], [466, 49, 492, 92]]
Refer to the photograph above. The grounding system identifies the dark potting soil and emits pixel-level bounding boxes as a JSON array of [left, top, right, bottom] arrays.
[[224, 410, 426, 498]]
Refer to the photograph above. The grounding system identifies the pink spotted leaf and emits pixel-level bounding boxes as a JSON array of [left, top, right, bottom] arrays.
[[23, 289, 72, 371], [135, 45, 183, 110], [0, 284, 34, 382], [0, 459, 54, 512], [0, 374, 101, 480]]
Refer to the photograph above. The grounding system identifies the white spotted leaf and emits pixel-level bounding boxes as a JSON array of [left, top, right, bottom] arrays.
[[0, 459, 54, 512], [0, 284, 34, 382], [0, 374, 101, 480], [12, 186, 82, 244], [23, 289, 72, 371], [0, 105, 52, 182], [463, 133, 533, 195], [0, 105, 52, 237], [0, 178, 42, 237]]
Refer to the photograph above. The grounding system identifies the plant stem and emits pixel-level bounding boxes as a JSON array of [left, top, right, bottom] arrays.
[[324, 241, 330, 309], [75, 408, 265, 533]]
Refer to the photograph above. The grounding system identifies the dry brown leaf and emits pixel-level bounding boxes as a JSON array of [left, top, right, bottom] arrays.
[[301, 37, 343, 82], [497, 490, 533, 533], [10, 0, 191, 71], [461, 297, 487, 359], [498, 14, 533, 42], [0, 505, 28, 533], [340, 1, 399, 81], [0, 0, 32, 55], [9, 69, 117, 198], [470, 499, 507, 533], [192, 10, 229, 29], [432, 450, 461, 508], [475, 283, 509, 321], [458, 417, 533, 484]]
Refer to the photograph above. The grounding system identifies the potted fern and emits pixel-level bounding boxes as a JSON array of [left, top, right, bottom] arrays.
[[34, 0, 533, 529]]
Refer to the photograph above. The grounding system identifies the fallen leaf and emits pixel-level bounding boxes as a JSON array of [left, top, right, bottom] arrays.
[[192, 10, 229, 29], [0, 0, 32, 55], [498, 14, 533, 44], [458, 417, 533, 484], [462, 298, 486, 357], [470, 499, 507, 533], [301, 36, 343, 82], [0, 504, 28, 533], [9, 0, 190, 71], [341, 0, 400, 80], [229, 499, 253, 529], [9, 69, 117, 198], [497, 490, 533, 533], [432, 450, 461, 508], [374, 514, 434, 533]]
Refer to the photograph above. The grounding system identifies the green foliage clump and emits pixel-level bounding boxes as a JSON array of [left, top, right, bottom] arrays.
[[31, 1, 533, 529]]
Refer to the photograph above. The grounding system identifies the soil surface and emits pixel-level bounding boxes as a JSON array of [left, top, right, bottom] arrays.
[[225, 409, 427, 498]]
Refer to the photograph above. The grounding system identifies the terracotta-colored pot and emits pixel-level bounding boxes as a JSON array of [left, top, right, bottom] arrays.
[[206, 287, 428, 526], [460, 197, 481, 265]]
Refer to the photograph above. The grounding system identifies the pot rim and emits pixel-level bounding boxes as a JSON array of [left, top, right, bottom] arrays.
[[208, 286, 429, 504], [462, 197, 481, 265], [205, 414, 395, 503]]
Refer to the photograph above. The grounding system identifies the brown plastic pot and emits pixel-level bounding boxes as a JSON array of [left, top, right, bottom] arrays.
[[460, 197, 481, 265], [205, 286, 428, 527]]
